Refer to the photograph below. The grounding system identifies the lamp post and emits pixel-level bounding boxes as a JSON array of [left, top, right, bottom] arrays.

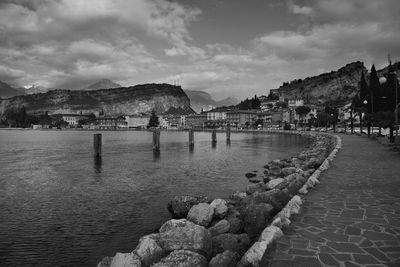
[[330, 113, 336, 133], [396, 78, 399, 138], [395, 102, 400, 142], [363, 100, 371, 136]]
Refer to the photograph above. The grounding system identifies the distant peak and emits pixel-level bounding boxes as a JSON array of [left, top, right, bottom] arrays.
[[85, 79, 122, 90]]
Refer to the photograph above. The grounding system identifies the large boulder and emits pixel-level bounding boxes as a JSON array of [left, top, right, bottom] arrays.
[[281, 167, 297, 176], [134, 234, 165, 266], [243, 203, 274, 238], [212, 233, 251, 257], [225, 208, 244, 234], [167, 195, 209, 219], [306, 157, 324, 169], [109, 252, 141, 267], [187, 203, 214, 227], [276, 188, 293, 206], [209, 219, 230, 236], [152, 250, 207, 267], [158, 219, 212, 258], [253, 190, 283, 211], [209, 250, 240, 267], [210, 199, 228, 219], [245, 182, 265, 195], [265, 178, 284, 190], [268, 166, 282, 177], [231, 191, 247, 202]]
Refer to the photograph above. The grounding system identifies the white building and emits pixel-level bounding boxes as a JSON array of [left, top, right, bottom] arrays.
[[288, 99, 304, 108], [206, 110, 227, 121], [61, 114, 87, 126], [125, 115, 150, 128]]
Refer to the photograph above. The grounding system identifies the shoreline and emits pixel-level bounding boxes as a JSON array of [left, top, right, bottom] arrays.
[[96, 130, 340, 267]]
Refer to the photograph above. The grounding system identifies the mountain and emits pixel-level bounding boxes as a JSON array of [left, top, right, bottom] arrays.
[[83, 79, 122, 90], [0, 80, 25, 99], [185, 90, 238, 113], [216, 97, 239, 107], [24, 84, 49, 95], [269, 61, 367, 107], [0, 84, 191, 117]]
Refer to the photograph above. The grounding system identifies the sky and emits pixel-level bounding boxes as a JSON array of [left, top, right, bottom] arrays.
[[0, 0, 399, 100]]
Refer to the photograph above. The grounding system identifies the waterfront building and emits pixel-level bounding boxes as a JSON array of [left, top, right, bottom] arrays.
[[125, 115, 150, 128], [161, 107, 194, 129], [257, 112, 272, 127], [95, 116, 127, 129], [61, 114, 88, 126], [226, 110, 258, 128], [185, 114, 207, 129], [205, 106, 234, 121]]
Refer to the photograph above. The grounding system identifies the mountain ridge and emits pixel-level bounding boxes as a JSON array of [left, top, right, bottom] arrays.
[[82, 79, 122, 91], [0, 81, 25, 99], [185, 89, 239, 112], [269, 61, 367, 106], [0, 83, 191, 117]]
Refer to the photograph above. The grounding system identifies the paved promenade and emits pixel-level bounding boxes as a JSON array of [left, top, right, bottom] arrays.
[[264, 134, 400, 267]]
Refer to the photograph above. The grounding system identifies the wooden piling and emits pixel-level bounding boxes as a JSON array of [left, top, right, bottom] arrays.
[[226, 125, 231, 141], [212, 129, 217, 143], [93, 133, 102, 158], [153, 130, 160, 151], [189, 129, 194, 147]]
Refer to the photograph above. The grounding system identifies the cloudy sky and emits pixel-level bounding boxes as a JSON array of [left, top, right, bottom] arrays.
[[0, 0, 399, 99]]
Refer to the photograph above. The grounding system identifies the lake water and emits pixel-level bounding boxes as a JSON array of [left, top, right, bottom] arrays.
[[0, 130, 308, 266]]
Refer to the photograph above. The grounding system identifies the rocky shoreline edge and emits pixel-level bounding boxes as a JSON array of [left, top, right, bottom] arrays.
[[97, 130, 342, 267]]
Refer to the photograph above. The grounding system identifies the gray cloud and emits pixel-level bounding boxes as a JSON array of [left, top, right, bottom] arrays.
[[0, 0, 399, 99]]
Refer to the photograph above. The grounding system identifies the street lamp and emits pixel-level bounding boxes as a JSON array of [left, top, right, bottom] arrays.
[[396, 78, 399, 138], [395, 103, 400, 140], [363, 100, 371, 136]]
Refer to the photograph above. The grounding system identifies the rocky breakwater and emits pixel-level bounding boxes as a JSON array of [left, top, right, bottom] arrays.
[[97, 132, 340, 267]]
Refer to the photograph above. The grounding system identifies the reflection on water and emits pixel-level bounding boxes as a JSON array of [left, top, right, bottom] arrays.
[[152, 150, 161, 161], [0, 130, 308, 267], [94, 157, 102, 173]]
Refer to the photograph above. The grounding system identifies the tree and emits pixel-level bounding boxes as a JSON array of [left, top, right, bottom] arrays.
[[78, 113, 96, 126], [148, 110, 159, 128], [53, 118, 68, 129], [21, 105, 27, 127], [39, 111, 52, 126], [253, 119, 264, 128], [295, 106, 311, 128], [369, 64, 382, 113], [275, 101, 288, 109], [317, 112, 333, 127]]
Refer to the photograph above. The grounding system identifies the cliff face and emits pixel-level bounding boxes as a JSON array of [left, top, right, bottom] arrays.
[[270, 61, 367, 106], [0, 83, 191, 117]]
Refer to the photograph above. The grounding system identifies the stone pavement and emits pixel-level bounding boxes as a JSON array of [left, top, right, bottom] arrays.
[[263, 134, 400, 267]]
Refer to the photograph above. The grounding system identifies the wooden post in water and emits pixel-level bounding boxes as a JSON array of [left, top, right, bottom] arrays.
[[212, 129, 217, 144], [153, 130, 160, 151], [93, 133, 102, 158], [189, 128, 194, 147], [226, 125, 231, 142]]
